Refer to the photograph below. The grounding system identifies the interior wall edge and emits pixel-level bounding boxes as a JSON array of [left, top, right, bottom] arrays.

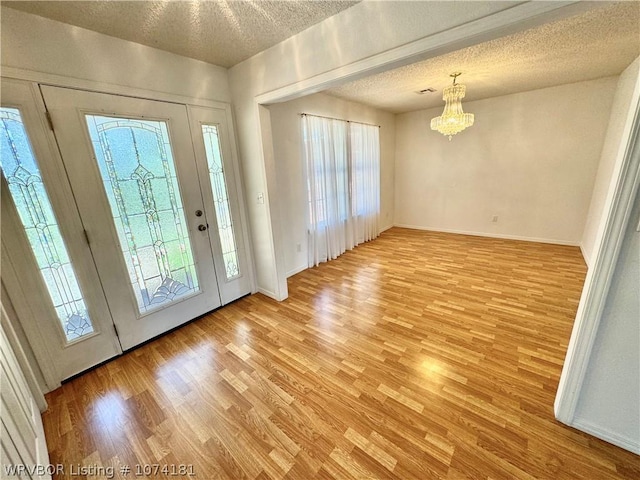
[[579, 244, 592, 269], [286, 265, 308, 280], [0, 289, 48, 412], [554, 75, 640, 433], [579, 57, 640, 266]]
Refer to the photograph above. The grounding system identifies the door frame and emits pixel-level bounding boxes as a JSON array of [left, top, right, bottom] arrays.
[[554, 75, 640, 439], [1, 73, 256, 391]]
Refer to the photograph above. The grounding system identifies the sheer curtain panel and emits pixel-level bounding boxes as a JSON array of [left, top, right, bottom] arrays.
[[302, 114, 380, 267], [350, 121, 380, 244], [303, 115, 353, 266]]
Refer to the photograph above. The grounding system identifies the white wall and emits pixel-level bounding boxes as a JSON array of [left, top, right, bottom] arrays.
[[581, 57, 640, 266], [227, 1, 539, 299], [394, 78, 617, 245], [1, 7, 230, 102], [269, 93, 395, 277], [572, 184, 640, 453]]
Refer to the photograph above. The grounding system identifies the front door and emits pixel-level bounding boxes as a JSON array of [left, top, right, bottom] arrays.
[[41, 86, 222, 351]]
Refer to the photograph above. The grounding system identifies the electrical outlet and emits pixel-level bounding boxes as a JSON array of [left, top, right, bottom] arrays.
[[257, 192, 264, 204], [296, 243, 301, 252], [492, 215, 498, 223]]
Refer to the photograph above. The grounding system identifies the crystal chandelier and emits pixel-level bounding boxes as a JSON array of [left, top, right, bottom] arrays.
[[430, 72, 474, 140]]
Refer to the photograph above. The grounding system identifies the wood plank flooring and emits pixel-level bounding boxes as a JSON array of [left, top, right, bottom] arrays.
[[42, 228, 640, 479]]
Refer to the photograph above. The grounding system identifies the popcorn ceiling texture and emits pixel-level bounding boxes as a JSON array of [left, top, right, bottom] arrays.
[[4, 0, 359, 68], [5, 2, 638, 113], [327, 2, 640, 113]]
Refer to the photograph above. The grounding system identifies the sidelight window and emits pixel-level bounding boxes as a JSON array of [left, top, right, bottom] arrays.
[[0, 107, 94, 341]]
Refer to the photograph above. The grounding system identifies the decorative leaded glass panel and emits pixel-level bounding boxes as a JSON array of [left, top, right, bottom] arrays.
[[0, 107, 94, 341], [85, 115, 199, 314], [201, 125, 240, 280]]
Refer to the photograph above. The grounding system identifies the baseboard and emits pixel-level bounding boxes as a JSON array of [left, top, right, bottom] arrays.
[[380, 223, 394, 233], [286, 264, 308, 278], [392, 224, 580, 247], [580, 243, 592, 268], [256, 287, 279, 300], [571, 418, 640, 454]]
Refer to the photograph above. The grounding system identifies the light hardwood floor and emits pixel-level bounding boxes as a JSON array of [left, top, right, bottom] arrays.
[[43, 228, 640, 479]]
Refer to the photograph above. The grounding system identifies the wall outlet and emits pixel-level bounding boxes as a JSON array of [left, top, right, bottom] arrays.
[[492, 215, 498, 223], [257, 192, 264, 204], [296, 243, 301, 252]]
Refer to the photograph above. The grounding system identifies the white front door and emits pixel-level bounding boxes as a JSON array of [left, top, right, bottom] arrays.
[[40, 86, 224, 351], [2, 80, 251, 383]]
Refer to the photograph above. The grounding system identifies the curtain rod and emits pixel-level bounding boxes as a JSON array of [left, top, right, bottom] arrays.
[[300, 113, 380, 128]]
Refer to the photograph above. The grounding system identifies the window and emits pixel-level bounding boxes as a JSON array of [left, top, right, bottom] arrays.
[[0, 107, 95, 341], [302, 114, 380, 266], [350, 121, 380, 220], [85, 115, 200, 314], [201, 124, 240, 280], [303, 117, 348, 227]]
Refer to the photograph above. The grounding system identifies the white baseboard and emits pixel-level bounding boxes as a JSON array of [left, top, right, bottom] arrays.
[[286, 264, 308, 278], [392, 224, 580, 247], [257, 287, 279, 300], [380, 223, 394, 233], [571, 418, 640, 455], [580, 243, 592, 268]]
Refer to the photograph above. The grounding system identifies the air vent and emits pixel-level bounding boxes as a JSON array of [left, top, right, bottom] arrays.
[[417, 88, 437, 94]]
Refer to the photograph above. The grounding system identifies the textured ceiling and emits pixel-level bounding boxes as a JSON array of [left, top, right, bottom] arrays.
[[327, 2, 640, 113], [5, 1, 639, 112], [3, 0, 359, 68]]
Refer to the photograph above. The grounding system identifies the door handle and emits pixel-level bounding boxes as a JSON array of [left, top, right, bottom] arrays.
[[198, 224, 208, 232]]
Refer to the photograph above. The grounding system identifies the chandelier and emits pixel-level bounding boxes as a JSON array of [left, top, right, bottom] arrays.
[[430, 72, 474, 140]]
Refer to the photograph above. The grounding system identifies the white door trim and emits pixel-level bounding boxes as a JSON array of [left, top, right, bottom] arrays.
[[1, 320, 51, 478], [1, 304, 47, 412], [1, 244, 60, 391], [554, 74, 640, 424], [1, 66, 231, 111]]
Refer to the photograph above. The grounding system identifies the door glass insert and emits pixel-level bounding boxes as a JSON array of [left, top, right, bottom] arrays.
[[0, 107, 94, 341], [201, 125, 240, 280], [85, 115, 199, 314]]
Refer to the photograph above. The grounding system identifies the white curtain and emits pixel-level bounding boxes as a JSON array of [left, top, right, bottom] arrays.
[[350, 121, 380, 244], [302, 114, 380, 267]]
